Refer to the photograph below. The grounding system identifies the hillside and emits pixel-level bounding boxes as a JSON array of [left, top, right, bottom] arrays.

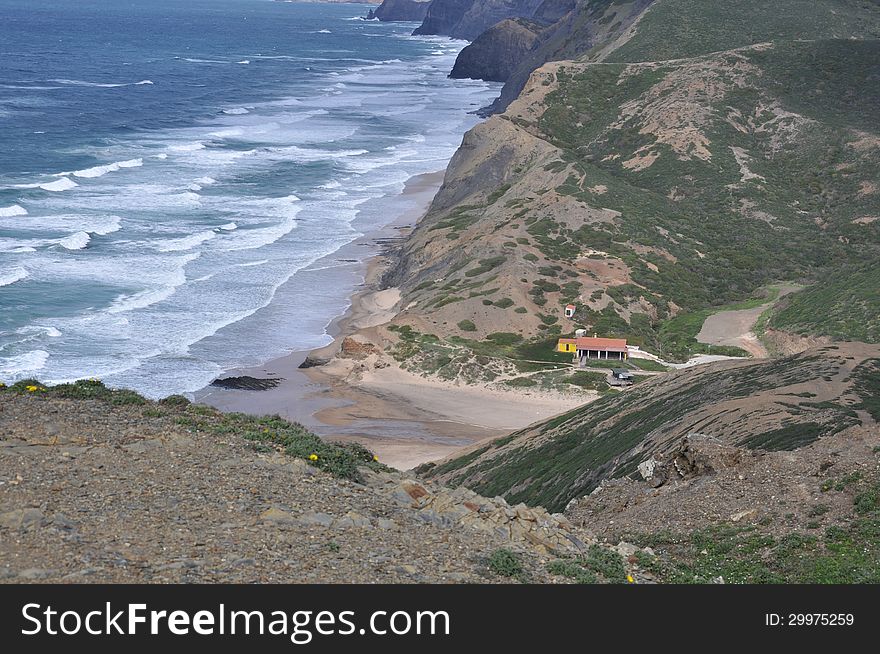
[[420, 343, 879, 508], [368, 0, 879, 386], [418, 343, 880, 581]]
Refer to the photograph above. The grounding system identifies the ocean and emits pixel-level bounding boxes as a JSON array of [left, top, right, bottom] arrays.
[[0, 0, 498, 397]]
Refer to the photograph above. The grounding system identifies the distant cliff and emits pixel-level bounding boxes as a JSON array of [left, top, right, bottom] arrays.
[[450, 18, 543, 82], [414, 0, 545, 41], [367, 0, 431, 22]]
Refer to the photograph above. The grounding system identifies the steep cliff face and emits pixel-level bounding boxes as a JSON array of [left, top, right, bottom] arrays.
[[414, 0, 545, 41], [450, 18, 543, 81], [367, 0, 431, 22], [413, 0, 477, 37]]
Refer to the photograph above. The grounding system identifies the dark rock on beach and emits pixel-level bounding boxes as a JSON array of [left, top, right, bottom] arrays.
[[210, 376, 283, 391]]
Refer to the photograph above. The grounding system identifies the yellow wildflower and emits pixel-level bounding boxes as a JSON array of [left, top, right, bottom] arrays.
[[627, 574, 635, 583], [309, 453, 319, 461], [25, 385, 39, 392], [373, 455, 379, 462]]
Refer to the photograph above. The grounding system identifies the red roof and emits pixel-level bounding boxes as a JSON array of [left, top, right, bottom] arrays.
[[574, 337, 628, 352], [565, 304, 576, 309]]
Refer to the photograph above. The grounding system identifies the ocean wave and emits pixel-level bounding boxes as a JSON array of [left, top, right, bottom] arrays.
[[71, 158, 143, 178], [39, 177, 79, 192], [0, 350, 49, 377], [0, 266, 29, 287], [181, 57, 228, 64], [221, 107, 250, 115], [157, 230, 216, 252], [56, 231, 91, 250], [219, 222, 237, 231], [222, 216, 298, 252], [168, 142, 206, 152], [107, 253, 199, 314], [0, 204, 28, 217], [16, 325, 63, 338], [316, 30, 332, 34], [15, 214, 122, 236], [237, 60, 251, 65], [50, 78, 154, 88]]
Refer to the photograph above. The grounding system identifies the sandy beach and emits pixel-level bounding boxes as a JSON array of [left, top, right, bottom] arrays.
[[196, 170, 588, 470]]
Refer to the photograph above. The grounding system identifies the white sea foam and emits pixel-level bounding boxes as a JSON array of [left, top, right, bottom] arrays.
[[223, 216, 298, 251], [168, 142, 206, 152], [0, 350, 49, 376], [182, 57, 228, 64], [71, 158, 143, 178], [237, 60, 251, 65], [236, 259, 269, 268], [107, 253, 200, 314], [39, 177, 79, 192], [0, 204, 28, 217], [0, 266, 29, 287], [18, 325, 63, 338], [57, 231, 91, 250], [220, 222, 237, 230], [317, 30, 331, 34], [15, 214, 122, 236], [157, 230, 216, 252], [51, 78, 154, 88], [222, 107, 250, 115]]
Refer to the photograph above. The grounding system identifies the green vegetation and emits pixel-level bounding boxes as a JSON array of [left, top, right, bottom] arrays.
[[628, 511, 880, 584], [488, 548, 526, 581], [7, 378, 147, 405], [606, 0, 880, 64], [770, 264, 880, 344], [547, 545, 627, 584], [457, 320, 477, 332]]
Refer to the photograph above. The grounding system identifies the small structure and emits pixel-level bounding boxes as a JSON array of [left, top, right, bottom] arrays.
[[556, 335, 629, 366], [557, 338, 577, 354], [611, 368, 633, 384], [564, 304, 576, 318]]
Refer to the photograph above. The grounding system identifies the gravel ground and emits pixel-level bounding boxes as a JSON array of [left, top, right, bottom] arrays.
[[0, 393, 620, 584]]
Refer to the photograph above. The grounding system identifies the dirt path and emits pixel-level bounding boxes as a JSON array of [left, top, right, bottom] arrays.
[[696, 285, 799, 357]]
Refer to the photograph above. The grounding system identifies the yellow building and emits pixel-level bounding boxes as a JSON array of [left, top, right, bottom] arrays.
[[556, 338, 578, 354]]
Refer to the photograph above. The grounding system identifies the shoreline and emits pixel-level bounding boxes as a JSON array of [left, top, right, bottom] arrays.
[[197, 169, 588, 470]]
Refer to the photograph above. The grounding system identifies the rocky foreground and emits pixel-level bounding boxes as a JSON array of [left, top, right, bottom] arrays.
[[0, 384, 647, 584]]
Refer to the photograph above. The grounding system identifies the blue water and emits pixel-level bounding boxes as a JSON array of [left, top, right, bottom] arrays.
[[0, 0, 498, 396]]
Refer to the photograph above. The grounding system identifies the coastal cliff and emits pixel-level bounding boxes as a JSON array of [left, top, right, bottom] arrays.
[[450, 18, 544, 82], [367, 0, 431, 22], [414, 0, 545, 41], [380, 0, 880, 374]]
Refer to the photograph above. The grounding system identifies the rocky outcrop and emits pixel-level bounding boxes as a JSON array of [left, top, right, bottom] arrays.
[[450, 18, 543, 81], [367, 0, 431, 22], [414, 0, 545, 41]]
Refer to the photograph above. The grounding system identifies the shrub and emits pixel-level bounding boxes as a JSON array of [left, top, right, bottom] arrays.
[[457, 320, 477, 332], [488, 548, 524, 579]]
